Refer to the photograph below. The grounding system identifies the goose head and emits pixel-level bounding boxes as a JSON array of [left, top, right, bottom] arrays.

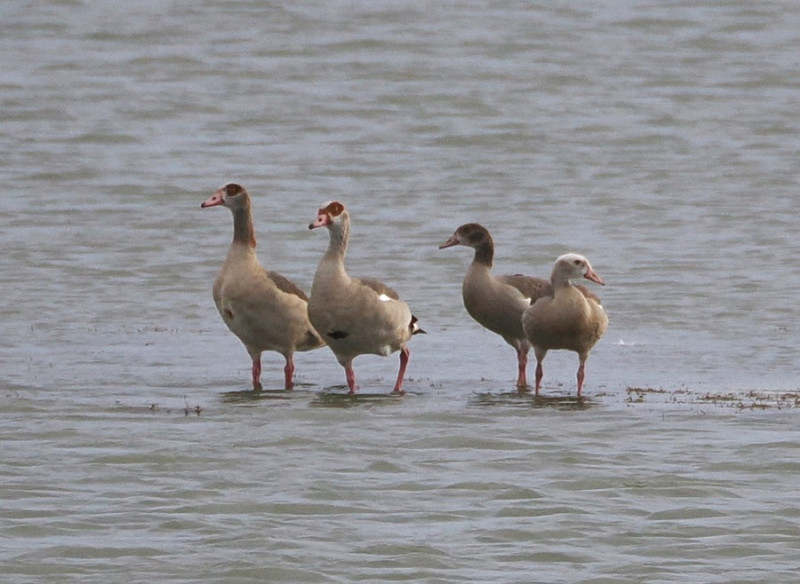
[[309, 201, 348, 231], [439, 223, 492, 250], [200, 183, 250, 211], [554, 253, 605, 286], [439, 223, 495, 266]]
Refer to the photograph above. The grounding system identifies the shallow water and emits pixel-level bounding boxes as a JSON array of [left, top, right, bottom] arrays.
[[2, 1, 800, 582]]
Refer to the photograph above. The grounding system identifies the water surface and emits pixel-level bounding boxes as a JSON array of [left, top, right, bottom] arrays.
[[2, 1, 800, 582]]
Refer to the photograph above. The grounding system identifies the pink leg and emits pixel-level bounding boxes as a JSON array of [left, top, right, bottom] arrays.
[[283, 355, 295, 391], [516, 347, 528, 389], [251, 358, 263, 391], [534, 361, 543, 397], [576, 360, 586, 397], [392, 347, 409, 394], [345, 365, 357, 394], [533, 348, 547, 397]]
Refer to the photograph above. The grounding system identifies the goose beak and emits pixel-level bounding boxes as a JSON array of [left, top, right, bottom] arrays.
[[584, 267, 605, 286], [438, 234, 459, 249], [309, 213, 330, 229], [200, 188, 225, 208]]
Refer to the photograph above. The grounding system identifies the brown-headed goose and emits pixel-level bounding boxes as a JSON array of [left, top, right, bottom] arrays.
[[521, 253, 608, 397], [439, 223, 552, 389], [201, 183, 324, 391], [308, 201, 424, 394]]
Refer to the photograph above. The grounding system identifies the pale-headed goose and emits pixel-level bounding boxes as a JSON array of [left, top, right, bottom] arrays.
[[201, 183, 324, 390], [521, 253, 608, 397], [439, 223, 552, 389], [308, 201, 423, 394]]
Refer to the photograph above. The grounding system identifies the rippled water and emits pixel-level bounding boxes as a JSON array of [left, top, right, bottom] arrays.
[[2, 1, 800, 582]]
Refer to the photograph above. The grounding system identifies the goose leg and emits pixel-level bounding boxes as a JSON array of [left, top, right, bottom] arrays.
[[251, 357, 263, 391], [576, 357, 587, 397], [516, 346, 529, 389], [392, 346, 409, 394], [283, 355, 295, 391], [533, 348, 547, 397], [345, 365, 357, 394], [534, 362, 543, 396]]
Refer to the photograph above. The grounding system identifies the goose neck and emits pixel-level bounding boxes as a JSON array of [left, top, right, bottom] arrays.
[[471, 239, 494, 267], [231, 207, 256, 248]]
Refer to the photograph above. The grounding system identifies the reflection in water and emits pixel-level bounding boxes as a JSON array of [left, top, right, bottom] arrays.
[[220, 383, 320, 404], [311, 389, 408, 408], [221, 389, 295, 404]]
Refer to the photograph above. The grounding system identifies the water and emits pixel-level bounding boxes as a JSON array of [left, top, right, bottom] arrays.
[[2, 0, 800, 582]]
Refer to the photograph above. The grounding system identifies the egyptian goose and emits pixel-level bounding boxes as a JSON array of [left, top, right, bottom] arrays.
[[201, 183, 324, 390], [307, 201, 423, 394], [439, 223, 552, 389], [521, 253, 608, 397]]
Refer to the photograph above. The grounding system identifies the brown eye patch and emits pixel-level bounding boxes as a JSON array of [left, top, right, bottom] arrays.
[[226, 184, 245, 196], [322, 201, 345, 216]]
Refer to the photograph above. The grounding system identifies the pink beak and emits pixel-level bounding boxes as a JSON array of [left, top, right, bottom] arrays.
[[438, 234, 459, 249], [200, 189, 225, 208], [584, 267, 605, 286]]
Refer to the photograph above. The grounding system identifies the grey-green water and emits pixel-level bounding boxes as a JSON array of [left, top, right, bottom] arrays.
[[2, 1, 799, 582]]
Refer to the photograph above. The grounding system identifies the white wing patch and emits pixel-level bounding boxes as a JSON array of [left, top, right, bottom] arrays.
[[378, 293, 393, 302]]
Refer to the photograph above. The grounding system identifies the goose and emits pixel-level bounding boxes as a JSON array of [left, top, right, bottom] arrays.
[[308, 201, 423, 394], [439, 223, 552, 389], [201, 183, 324, 390], [521, 253, 608, 397]]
